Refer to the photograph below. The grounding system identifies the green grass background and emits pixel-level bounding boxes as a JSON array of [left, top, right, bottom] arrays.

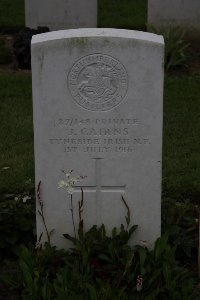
[[0, 0, 25, 31], [0, 74, 34, 193], [163, 76, 200, 200], [0, 39, 12, 64], [98, 0, 147, 30], [0, 0, 147, 31], [0, 0, 199, 202]]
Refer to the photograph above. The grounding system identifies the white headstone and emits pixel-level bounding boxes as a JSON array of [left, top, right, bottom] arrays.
[[25, 0, 97, 30], [32, 29, 164, 249], [148, 0, 200, 37]]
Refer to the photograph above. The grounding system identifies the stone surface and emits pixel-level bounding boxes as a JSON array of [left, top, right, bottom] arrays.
[[148, 0, 200, 37], [32, 28, 164, 249], [25, 0, 38, 29], [25, 0, 97, 30]]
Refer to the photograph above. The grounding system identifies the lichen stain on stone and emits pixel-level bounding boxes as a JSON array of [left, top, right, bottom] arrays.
[[70, 37, 89, 48], [100, 38, 136, 51], [35, 46, 45, 83], [36, 47, 45, 75]]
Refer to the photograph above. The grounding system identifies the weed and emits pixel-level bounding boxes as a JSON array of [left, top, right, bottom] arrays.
[[3, 185, 198, 299], [148, 26, 189, 71], [0, 193, 35, 260], [0, 38, 12, 64]]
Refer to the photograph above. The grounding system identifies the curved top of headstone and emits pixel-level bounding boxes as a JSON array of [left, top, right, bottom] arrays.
[[31, 28, 164, 45]]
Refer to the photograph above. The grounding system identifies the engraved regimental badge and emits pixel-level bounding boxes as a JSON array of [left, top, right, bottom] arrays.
[[68, 54, 128, 111]]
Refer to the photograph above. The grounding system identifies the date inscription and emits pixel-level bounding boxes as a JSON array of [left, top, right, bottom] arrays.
[[49, 117, 150, 153]]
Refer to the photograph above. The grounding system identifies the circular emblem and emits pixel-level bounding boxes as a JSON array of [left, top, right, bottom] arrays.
[[68, 54, 128, 111]]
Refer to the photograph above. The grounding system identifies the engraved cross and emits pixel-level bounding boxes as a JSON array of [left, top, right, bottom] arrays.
[[74, 158, 126, 216]]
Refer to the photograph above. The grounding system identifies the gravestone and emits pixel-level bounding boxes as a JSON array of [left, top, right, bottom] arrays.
[[148, 0, 200, 38], [32, 28, 164, 249], [25, 0, 97, 30]]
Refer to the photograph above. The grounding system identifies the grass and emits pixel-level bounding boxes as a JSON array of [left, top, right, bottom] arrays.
[[0, 39, 12, 64], [0, 0, 147, 32], [0, 73, 34, 194], [0, 0, 25, 32], [98, 0, 147, 30], [163, 75, 200, 200]]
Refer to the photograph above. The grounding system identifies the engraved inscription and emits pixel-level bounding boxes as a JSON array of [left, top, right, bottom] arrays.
[[68, 54, 128, 111], [54, 118, 139, 127], [49, 117, 151, 154]]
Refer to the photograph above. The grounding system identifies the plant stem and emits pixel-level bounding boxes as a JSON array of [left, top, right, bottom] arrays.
[[70, 194, 76, 238], [38, 205, 51, 244], [78, 188, 84, 241], [37, 181, 51, 244]]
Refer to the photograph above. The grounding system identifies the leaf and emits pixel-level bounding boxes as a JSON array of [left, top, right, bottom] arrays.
[[128, 225, 138, 239], [85, 283, 97, 300], [121, 195, 130, 227], [140, 246, 147, 263], [112, 227, 117, 238], [154, 234, 169, 261], [163, 263, 172, 285], [63, 233, 77, 245], [98, 254, 112, 263], [1, 166, 10, 170]]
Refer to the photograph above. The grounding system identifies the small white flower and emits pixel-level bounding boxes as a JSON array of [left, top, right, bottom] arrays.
[[138, 240, 149, 248], [58, 170, 86, 194], [14, 197, 18, 201], [58, 180, 67, 188], [65, 171, 73, 178], [66, 185, 74, 194], [69, 177, 79, 185], [62, 169, 73, 178], [22, 196, 31, 203], [25, 178, 32, 184]]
